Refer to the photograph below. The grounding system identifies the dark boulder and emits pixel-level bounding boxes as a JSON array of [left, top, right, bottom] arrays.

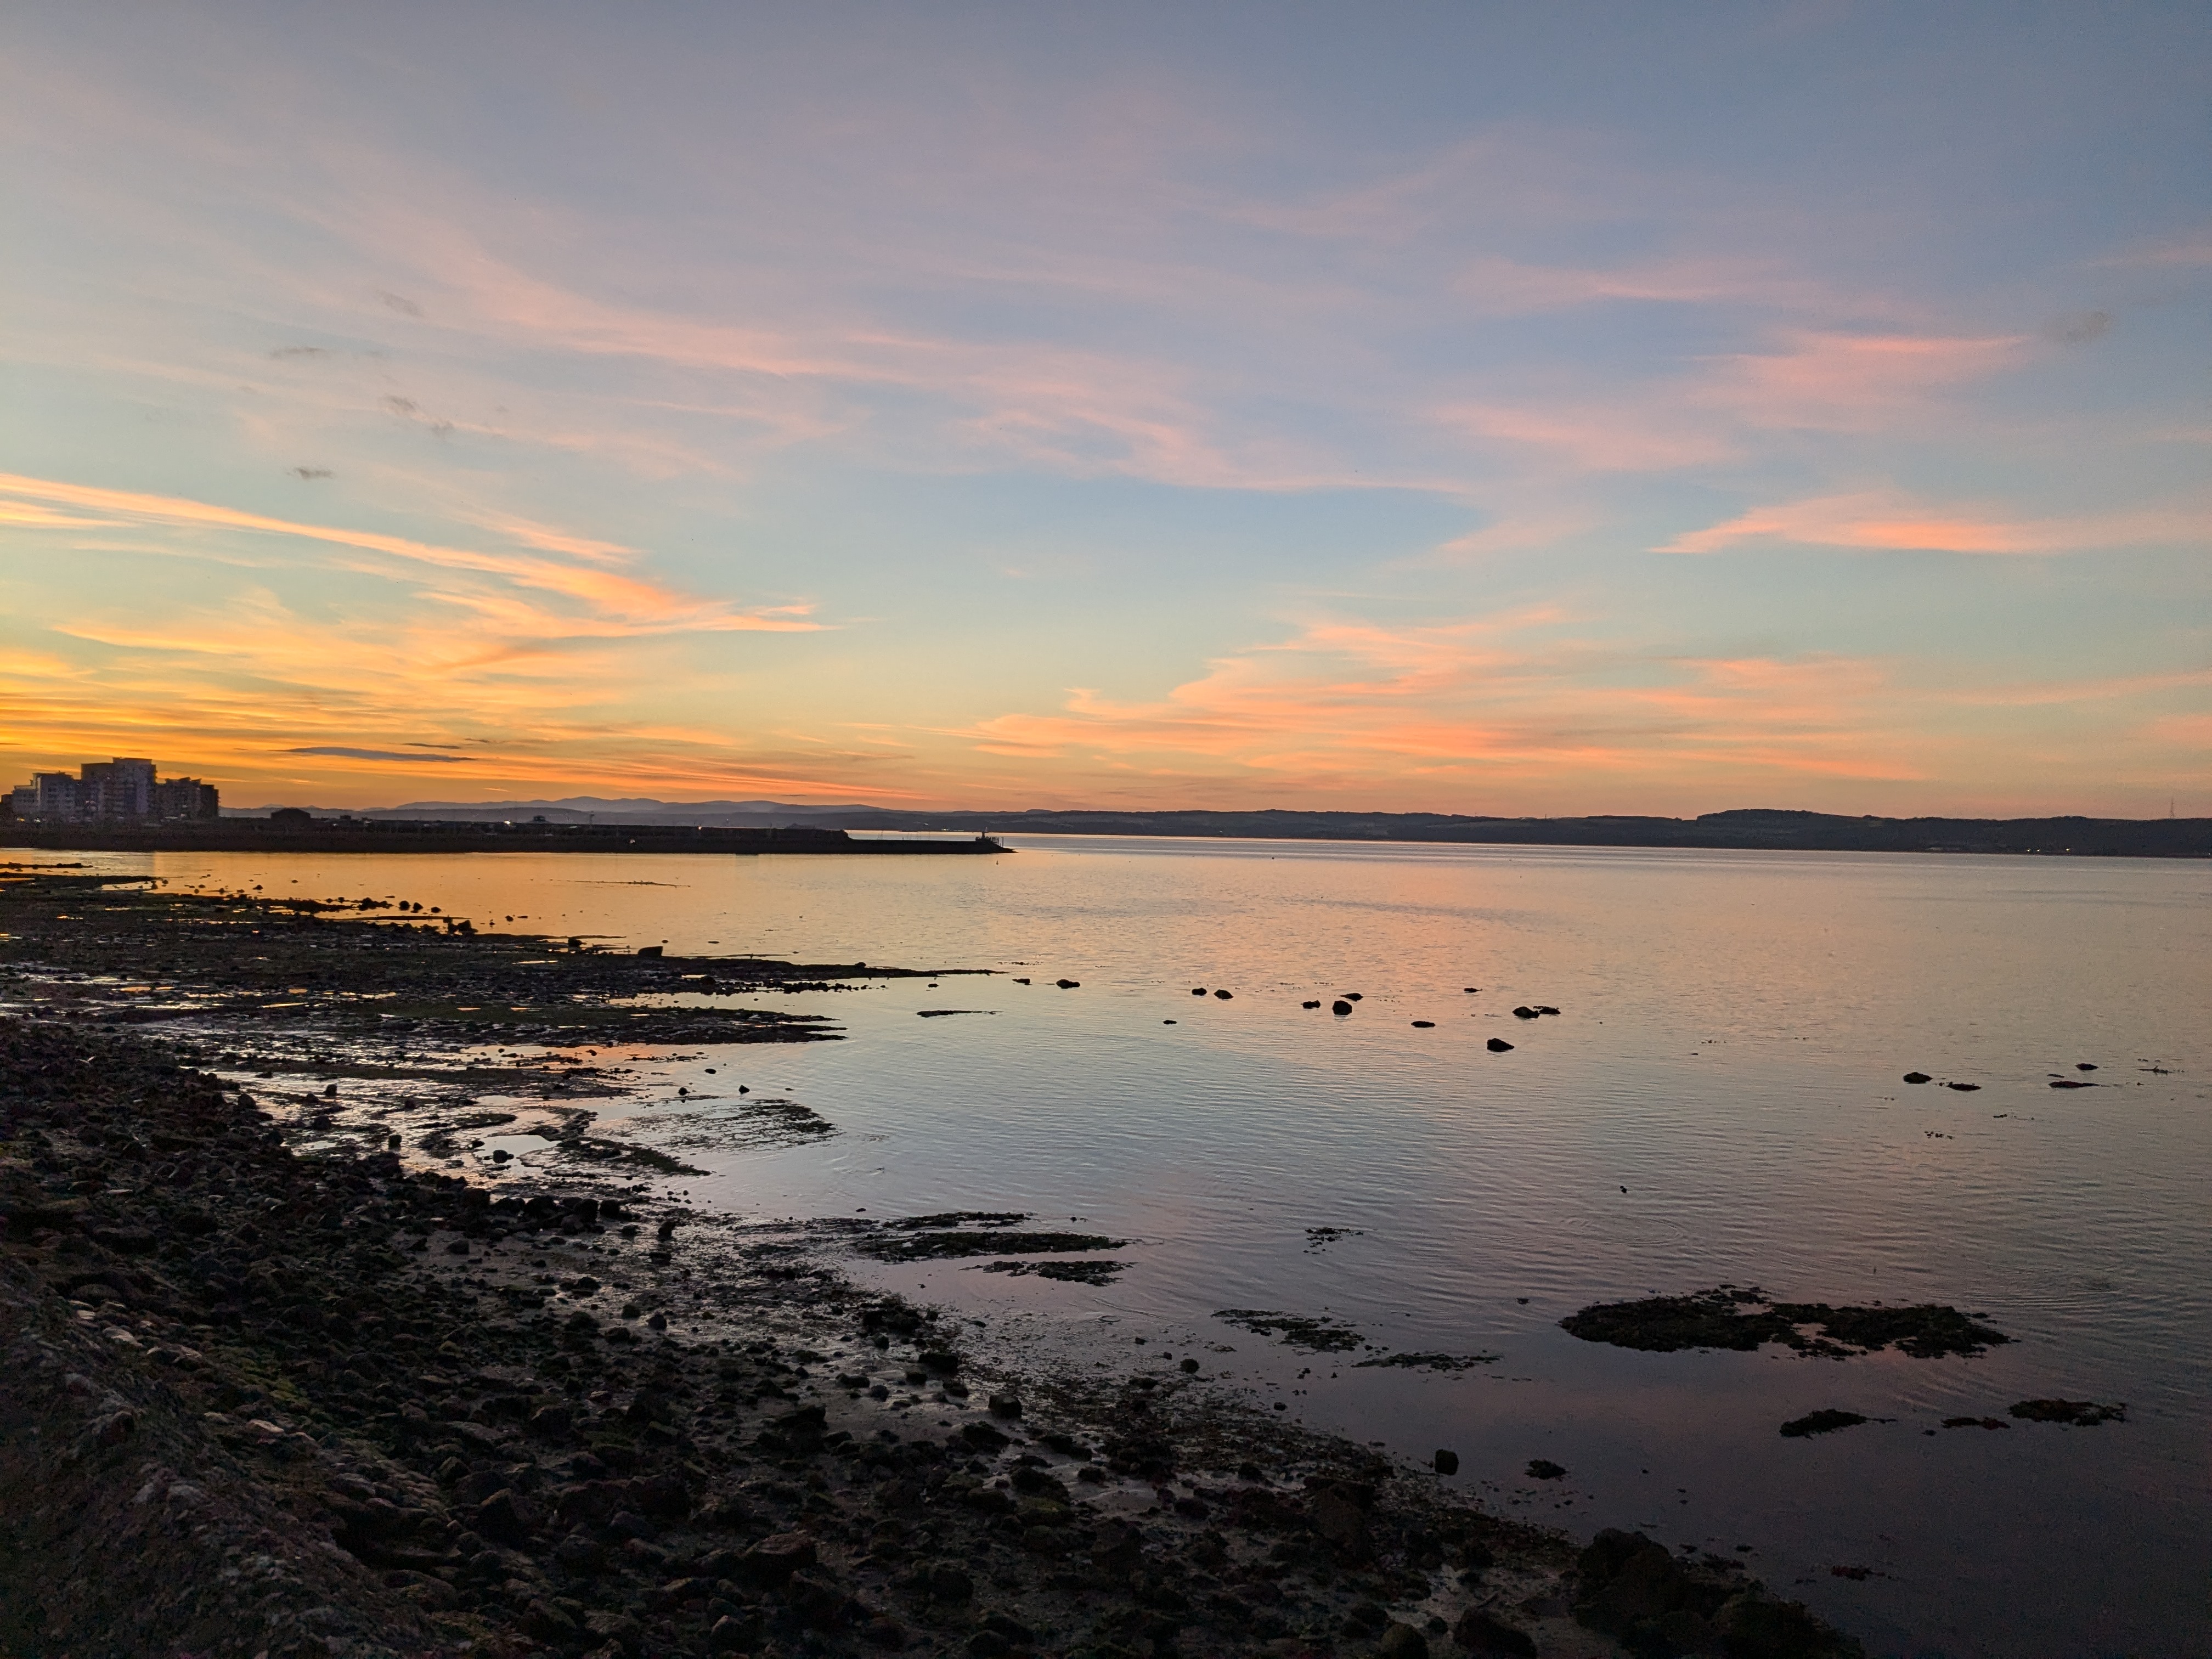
[[1486, 1038, 1514, 1053], [1452, 1607, 1537, 1655]]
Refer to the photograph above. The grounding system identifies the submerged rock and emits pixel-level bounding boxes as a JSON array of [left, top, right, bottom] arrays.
[[1332, 1000, 1353, 1015], [1486, 1037, 1514, 1052], [2010, 1398, 2126, 1426], [1561, 1286, 2008, 1358], [1903, 1071, 1932, 1084], [1779, 1409, 1868, 1438]]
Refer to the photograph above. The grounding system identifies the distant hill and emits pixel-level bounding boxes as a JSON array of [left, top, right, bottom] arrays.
[[216, 799, 2210, 856]]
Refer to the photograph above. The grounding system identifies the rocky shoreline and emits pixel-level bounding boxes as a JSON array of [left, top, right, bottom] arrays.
[[0, 875, 1863, 1659]]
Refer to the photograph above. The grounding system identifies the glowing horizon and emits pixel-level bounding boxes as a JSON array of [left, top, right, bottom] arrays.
[[4, 5, 2206, 817]]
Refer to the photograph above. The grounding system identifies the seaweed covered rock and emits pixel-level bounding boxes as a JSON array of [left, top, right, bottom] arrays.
[[1573, 1528, 1865, 1658]]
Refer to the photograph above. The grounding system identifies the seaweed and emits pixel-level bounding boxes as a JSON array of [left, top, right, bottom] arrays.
[[2009, 1398, 2125, 1426], [1559, 1286, 1784, 1352], [967, 1259, 1127, 1285], [1767, 1300, 2008, 1359], [891, 1211, 1029, 1229], [1779, 1409, 1867, 1438], [1351, 1351, 1498, 1372], [1561, 1286, 2009, 1359], [1213, 1309, 1367, 1352], [859, 1229, 1124, 1262]]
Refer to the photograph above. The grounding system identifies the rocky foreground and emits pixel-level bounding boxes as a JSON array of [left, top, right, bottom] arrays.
[[0, 880, 1864, 1659]]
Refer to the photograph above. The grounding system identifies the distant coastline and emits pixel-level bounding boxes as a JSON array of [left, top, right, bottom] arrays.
[[0, 818, 1008, 856], [8, 804, 2204, 859]]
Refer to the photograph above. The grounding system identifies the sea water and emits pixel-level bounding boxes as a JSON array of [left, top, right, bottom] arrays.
[[21, 837, 2211, 1657]]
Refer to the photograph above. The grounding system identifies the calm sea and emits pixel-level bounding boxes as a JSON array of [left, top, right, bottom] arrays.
[[24, 836, 2212, 1657]]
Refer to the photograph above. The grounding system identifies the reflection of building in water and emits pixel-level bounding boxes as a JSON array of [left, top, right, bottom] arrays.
[[7, 757, 218, 821]]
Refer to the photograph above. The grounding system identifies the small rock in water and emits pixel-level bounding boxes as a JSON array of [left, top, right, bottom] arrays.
[[1163, 1019, 1176, 1024], [1191, 988, 1207, 996], [1526, 1459, 1566, 1480], [1213, 988, 1233, 999], [1433, 1448, 1459, 1475], [1410, 1019, 1434, 1027], [1464, 986, 1480, 992], [1332, 1000, 1353, 1016], [2009, 1398, 2125, 1426], [2076, 1062, 2098, 1071], [1779, 1409, 1867, 1438], [1056, 979, 1080, 989], [1344, 991, 1363, 1001], [1535, 1005, 1560, 1016], [1302, 1000, 1321, 1008], [1903, 1071, 1932, 1084], [1945, 1081, 1980, 1092], [1487, 1037, 1514, 1053], [2049, 1078, 2095, 1089], [1012, 977, 1029, 984], [1512, 1006, 1539, 1019]]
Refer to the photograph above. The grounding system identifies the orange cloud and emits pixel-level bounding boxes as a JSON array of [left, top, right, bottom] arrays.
[[0, 473, 813, 633], [947, 614, 1930, 797], [1660, 490, 2208, 555]]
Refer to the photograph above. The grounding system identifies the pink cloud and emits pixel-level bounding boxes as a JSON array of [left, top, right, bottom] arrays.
[[1660, 490, 2208, 555], [1440, 402, 1737, 472], [1689, 330, 2029, 430], [945, 614, 1931, 795]]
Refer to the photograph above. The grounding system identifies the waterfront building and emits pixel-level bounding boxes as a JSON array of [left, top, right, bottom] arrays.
[[6, 758, 219, 821]]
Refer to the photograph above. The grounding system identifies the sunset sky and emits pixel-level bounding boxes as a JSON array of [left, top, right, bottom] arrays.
[[3, 2, 2206, 815]]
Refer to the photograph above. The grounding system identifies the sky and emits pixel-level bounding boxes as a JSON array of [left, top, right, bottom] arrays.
[[2, 1, 2207, 816]]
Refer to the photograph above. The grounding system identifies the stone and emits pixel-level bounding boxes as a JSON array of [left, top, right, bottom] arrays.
[[1902, 1072, 1932, 1084], [962, 1420, 1011, 1453], [1451, 1607, 1537, 1656], [1432, 1449, 1458, 1475], [988, 1392, 1024, 1417], [1525, 1459, 1565, 1480], [1411, 1020, 1435, 1028], [1332, 1000, 1353, 1015], [1302, 1000, 1321, 1008], [1486, 1038, 1514, 1053], [1056, 979, 1080, 989], [1512, 1006, 1539, 1019], [1213, 989, 1232, 1000], [740, 1531, 818, 1583], [1379, 1622, 1429, 1659]]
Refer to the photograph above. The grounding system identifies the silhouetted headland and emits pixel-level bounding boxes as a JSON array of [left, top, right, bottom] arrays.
[[0, 811, 1009, 856]]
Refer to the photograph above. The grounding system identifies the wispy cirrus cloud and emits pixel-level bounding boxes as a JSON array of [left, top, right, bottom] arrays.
[[287, 746, 472, 763], [1660, 490, 2207, 555], [0, 473, 813, 634], [946, 611, 1933, 804]]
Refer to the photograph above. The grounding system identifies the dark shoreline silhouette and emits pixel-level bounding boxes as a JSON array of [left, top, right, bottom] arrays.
[[0, 819, 1008, 855], [770, 805, 2210, 859]]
